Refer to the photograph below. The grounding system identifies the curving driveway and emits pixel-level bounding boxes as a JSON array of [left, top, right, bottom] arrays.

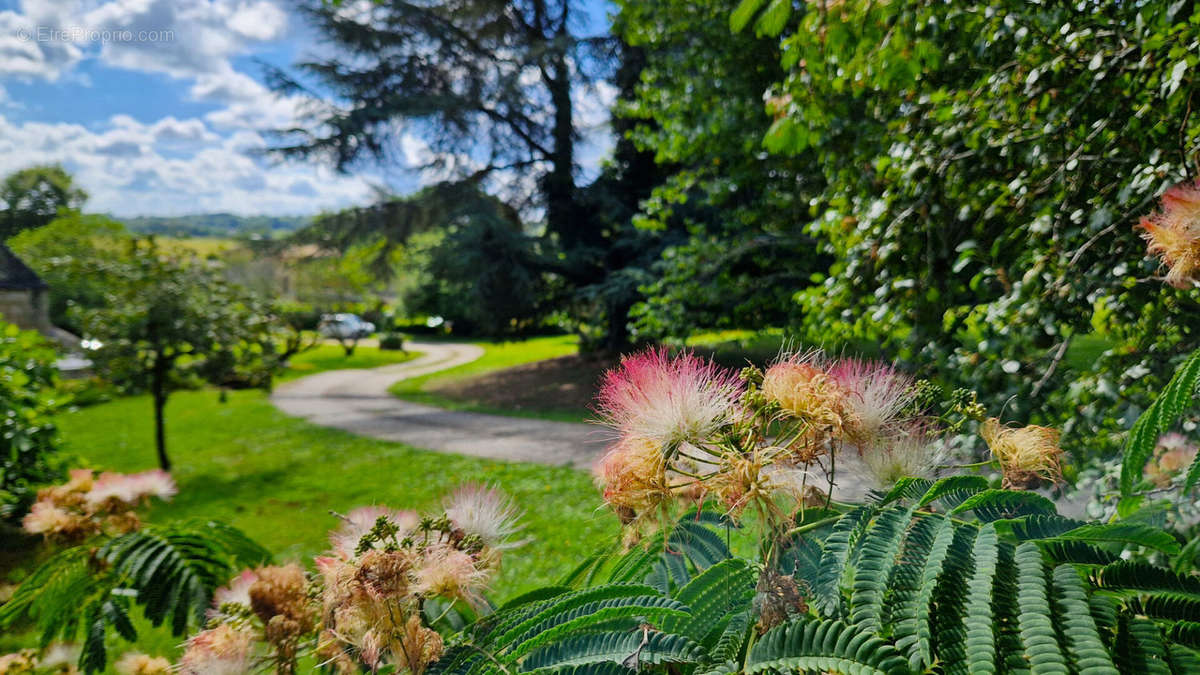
[[271, 341, 878, 499], [270, 341, 611, 468]]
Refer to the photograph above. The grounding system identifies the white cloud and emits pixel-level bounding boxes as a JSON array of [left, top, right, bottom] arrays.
[[84, 0, 288, 79], [0, 8, 84, 80], [0, 112, 374, 216], [228, 1, 286, 41], [1, 1, 288, 85]]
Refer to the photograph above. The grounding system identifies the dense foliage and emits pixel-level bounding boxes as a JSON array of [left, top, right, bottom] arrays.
[[0, 323, 64, 524], [614, 0, 828, 340], [711, 0, 1200, 461]]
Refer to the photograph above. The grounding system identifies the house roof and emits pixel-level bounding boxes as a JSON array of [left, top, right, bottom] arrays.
[[0, 244, 48, 291]]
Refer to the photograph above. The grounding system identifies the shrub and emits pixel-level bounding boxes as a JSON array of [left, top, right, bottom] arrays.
[[379, 332, 406, 351], [0, 322, 65, 523]]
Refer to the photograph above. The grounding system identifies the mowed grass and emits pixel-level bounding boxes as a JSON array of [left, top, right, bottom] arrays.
[[55, 388, 617, 599], [389, 335, 581, 419], [279, 343, 420, 381]]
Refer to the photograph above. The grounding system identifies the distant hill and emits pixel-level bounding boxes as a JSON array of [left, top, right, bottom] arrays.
[[121, 213, 311, 238]]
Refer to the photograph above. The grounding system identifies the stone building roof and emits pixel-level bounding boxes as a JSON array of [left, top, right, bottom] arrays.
[[0, 244, 48, 291]]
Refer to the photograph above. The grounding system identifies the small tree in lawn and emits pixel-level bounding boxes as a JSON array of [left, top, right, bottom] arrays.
[[271, 300, 321, 364], [78, 242, 277, 471]]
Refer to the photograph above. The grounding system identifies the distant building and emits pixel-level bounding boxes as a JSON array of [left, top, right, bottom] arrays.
[[0, 244, 83, 356], [0, 243, 51, 332]]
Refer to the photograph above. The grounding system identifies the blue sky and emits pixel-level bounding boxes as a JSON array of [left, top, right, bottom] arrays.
[[0, 1, 614, 217]]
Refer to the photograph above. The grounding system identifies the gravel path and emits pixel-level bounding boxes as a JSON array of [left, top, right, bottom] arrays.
[[272, 341, 877, 499], [270, 341, 611, 468]]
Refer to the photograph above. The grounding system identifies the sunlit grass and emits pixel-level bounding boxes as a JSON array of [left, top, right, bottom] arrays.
[[279, 343, 420, 381], [388, 334, 580, 416]]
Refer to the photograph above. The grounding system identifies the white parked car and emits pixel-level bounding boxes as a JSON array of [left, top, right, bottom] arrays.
[[318, 313, 375, 339]]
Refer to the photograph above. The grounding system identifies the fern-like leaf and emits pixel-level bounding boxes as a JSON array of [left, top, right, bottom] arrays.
[[519, 630, 703, 673], [1124, 593, 1200, 623], [876, 477, 934, 506], [1114, 615, 1172, 675], [501, 596, 690, 663], [917, 476, 989, 509], [709, 609, 753, 663], [485, 585, 661, 650], [1121, 348, 1200, 496], [950, 490, 1056, 522], [1166, 644, 1200, 673], [813, 506, 873, 616], [964, 523, 1000, 674], [849, 505, 915, 634], [892, 515, 955, 670], [1168, 621, 1200, 649], [1034, 539, 1119, 566], [744, 618, 911, 674], [661, 558, 755, 641], [102, 521, 269, 632], [1051, 565, 1119, 674], [1014, 542, 1069, 672], [1091, 561, 1200, 595], [1048, 522, 1180, 556], [993, 514, 1086, 541]]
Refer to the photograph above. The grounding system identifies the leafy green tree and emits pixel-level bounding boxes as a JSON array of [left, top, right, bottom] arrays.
[[77, 242, 277, 471], [401, 218, 554, 336], [0, 322, 64, 523], [725, 0, 1200, 458], [0, 165, 87, 239], [7, 213, 131, 334], [563, 39, 673, 351], [293, 182, 560, 338], [272, 300, 322, 363], [612, 0, 829, 341]]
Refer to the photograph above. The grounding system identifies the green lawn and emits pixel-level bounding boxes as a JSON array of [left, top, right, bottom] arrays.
[[55, 388, 615, 594], [389, 335, 581, 420], [279, 343, 420, 381]]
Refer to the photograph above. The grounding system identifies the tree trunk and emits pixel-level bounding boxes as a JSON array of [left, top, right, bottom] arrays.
[[151, 355, 171, 472], [605, 297, 634, 354], [543, 42, 576, 246]]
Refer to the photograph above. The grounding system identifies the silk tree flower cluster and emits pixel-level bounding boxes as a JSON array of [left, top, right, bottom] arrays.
[[183, 485, 523, 675], [594, 347, 1067, 531], [20, 469, 177, 541], [1138, 179, 1200, 288], [594, 348, 937, 530]]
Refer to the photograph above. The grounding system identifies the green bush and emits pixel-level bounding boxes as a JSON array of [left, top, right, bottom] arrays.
[[378, 332, 406, 351], [0, 322, 64, 523]]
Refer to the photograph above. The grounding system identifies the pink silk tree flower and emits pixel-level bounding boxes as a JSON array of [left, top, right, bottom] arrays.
[[594, 347, 743, 449]]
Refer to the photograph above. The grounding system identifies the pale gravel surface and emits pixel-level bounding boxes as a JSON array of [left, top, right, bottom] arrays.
[[271, 341, 611, 469], [272, 341, 877, 498]]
